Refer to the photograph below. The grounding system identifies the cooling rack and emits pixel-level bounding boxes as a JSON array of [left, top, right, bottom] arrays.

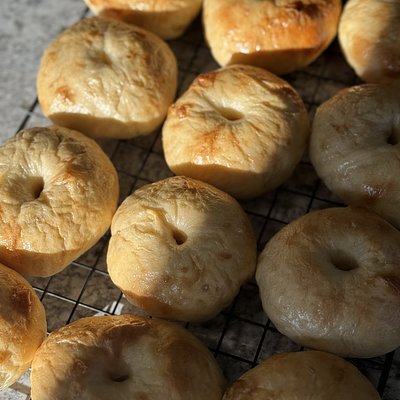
[[2, 7, 399, 400]]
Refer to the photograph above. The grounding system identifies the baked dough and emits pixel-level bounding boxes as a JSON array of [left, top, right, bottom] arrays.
[[339, 0, 400, 83], [30, 314, 226, 399], [107, 176, 257, 321], [0, 126, 119, 277], [203, 0, 342, 75], [223, 351, 380, 400], [256, 206, 400, 358], [84, 0, 203, 40], [310, 83, 400, 228], [162, 65, 310, 199], [37, 17, 177, 139], [0, 263, 46, 388]]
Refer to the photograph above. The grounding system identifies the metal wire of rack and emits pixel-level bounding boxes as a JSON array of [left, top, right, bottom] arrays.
[[2, 7, 399, 400]]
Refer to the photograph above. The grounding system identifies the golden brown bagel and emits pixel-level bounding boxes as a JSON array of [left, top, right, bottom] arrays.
[[107, 176, 257, 321], [84, 0, 203, 40], [339, 0, 400, 83], [162, 65, 310, 199], [37, 17, 177, 139], [0, 263, 46, 388], [223, 351, 380, 400], [256, 207, 400, 358], [203, 0, 342, 75], [31, 315, 226, 399], [0, 126, 119, 277]]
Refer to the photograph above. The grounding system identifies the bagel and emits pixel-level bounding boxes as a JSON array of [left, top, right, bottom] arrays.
[[0, 263, 46, 388], [37, 17, 177, 139], [84, 0, 203, 40], [310, 83, 400, 228], [256, 206, 400, 358], [0, 125, 119, 277], [107, 176, 257, 321], [203, 0, 342, 75], [162, 65, 310, 199], [223, 351, 380, 400], [339, 0, 400, 83], [30, 315, 226, 399]]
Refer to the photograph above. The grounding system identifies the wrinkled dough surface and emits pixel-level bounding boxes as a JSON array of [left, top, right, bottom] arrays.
[[107, 176, 257, 321], [0, 126, 119, 276]]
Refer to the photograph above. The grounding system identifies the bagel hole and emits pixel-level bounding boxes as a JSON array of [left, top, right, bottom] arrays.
[[217, 107, 244, 121], [109, 373, 130, 383], [172, 228, 187, 246], [26, 176, 44, 201], [331, 251, 359, 272], [387, 129, 400, 145]]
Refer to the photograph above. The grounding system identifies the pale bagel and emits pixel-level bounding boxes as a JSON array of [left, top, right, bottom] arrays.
[[0, 126, 119, 277], [0, 263, 46, 388], [37, 17, 178, 139], [339, 0, 400, 83], [162, 65, 310, 199], [203, 0, 342, 75], [310, 83, 400, 228], [223, 351, 380, 400], [256, 207, 400, 358], [84, 0, 203, 40], [30, 315, 227, 399], [107, 176, 257, 321]]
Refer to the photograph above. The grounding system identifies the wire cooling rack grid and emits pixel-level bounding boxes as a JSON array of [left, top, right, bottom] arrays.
[[1, 9, 399, 400]]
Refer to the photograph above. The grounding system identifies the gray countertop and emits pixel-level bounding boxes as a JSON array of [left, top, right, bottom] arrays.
[[0, 0, 87, 142]]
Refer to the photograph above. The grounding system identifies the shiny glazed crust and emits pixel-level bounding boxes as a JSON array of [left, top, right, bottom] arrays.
[[37, 17, 177, 139], [30, 315, 227, 399], [223, 351, 381, 399], [84, 0, 203, 39], [0, 263, 46, 388], [107, 176, 257, 321], [339, 0, 400, 83], [0, 126, 119, 277], [203, 0, 341, 75], [256, 207, 400, 358], [310, 83, 400, 228], [162, 65, 310, 199]]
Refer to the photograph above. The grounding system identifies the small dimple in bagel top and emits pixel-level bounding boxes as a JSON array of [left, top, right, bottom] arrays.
[[37, 17, 178, 139], [30, 315, 227, 400], [310, 83, 400, 228], [0, 263, 46, 388], [107, 176, 257, 321], [256, 206, 400, 358], [0, 125, 119, 277], [222, 351, 381, 400], [84, 0, 203, 40], [162, 65, 310, 199], [339, 0, 400, 83], [203, 0, 342, 75]]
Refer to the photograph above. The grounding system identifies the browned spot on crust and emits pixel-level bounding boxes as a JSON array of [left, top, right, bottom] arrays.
[[176, 104, 191, 119], [194, 129, 219, 161], [362, 184, 386, 204], [377, 273, 400, 296], [196, 71, 217, 88], [12, 284, 32, 318], [56, 85, 74, 102]]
